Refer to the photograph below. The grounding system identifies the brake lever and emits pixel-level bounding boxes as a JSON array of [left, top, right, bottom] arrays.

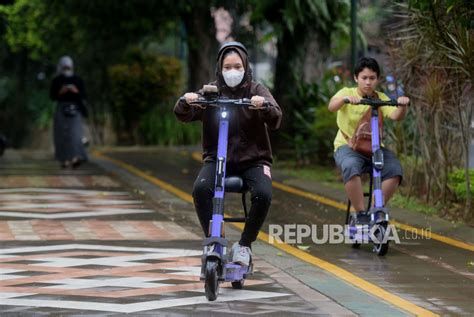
[[191, 103, 207, 109], [179, 96, 208, 109]]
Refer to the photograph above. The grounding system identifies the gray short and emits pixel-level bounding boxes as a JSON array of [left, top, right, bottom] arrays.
[[334, 145, 403, 184]]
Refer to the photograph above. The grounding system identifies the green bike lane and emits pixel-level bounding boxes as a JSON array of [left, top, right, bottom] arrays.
[[96, 146, 474, 316]]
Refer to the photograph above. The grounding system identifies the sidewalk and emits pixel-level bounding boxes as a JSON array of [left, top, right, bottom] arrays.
[[0, 150, 366, 316]]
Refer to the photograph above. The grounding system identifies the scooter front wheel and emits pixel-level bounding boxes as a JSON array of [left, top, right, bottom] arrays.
[[352, 241, 361, 249], [204, 259, 220, 301], [373, 222, 389, 256], [231, 279, 244, 289], [348, 214, 361, 248]]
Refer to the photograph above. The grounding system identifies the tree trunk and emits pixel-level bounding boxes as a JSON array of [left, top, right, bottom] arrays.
[[182, 8, 218, 91], [12, 50, 29, 147], [273, 27, 298, 133], [273, 25, 330, 136], [301, 32, 330, 84]]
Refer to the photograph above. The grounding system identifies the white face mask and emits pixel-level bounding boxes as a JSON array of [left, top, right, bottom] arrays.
[[62, 69, 74, 77], [222, 69, 244, 88]]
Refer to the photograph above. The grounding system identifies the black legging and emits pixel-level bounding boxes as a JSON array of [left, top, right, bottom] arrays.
[[192, 162, 272, 248]]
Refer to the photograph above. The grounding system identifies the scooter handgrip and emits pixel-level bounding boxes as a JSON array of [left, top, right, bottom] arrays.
[[243, 99, 270, 108], [179, 96, 206, 104]]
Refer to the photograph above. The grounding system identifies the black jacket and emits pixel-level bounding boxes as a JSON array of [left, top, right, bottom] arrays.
[[50, 74, 88, 117]]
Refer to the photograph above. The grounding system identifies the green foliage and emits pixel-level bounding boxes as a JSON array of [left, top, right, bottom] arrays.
[[0, 76, 16, 136], [275, 160, 442, 216], [448, 169, 474, 201], [312, 103, 338, 162], [390, 0, 473, 217], [390, 193, 440, 215], [383, 105, 418, 155], [0, 0, 181, 145], [0, 0, 175, 60], [26, 90, 55, 129], [108, 47, 183, 144], [249, 0, 362, 159], [408, 0, 472, 28], [0, 76, 14, 104], [282, 66, 351, 164], [138, 107, 200, 146], [252, 0, 350, 36], [281, 80, 317, 163], [274, 162, 343, 189], [0, 0, 59, 59]]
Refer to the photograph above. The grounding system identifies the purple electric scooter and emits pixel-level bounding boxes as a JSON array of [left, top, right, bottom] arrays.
[[182, 85, 268, 300], [345, 98, 403, 256]]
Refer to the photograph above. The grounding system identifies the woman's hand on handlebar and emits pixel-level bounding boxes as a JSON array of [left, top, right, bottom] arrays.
[[250, 95, 265, 109], [183, 92, 206, 109], [397, 96, 410, 106], [184, 92, 199, 104]]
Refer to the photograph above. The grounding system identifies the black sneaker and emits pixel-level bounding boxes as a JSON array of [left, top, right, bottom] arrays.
[[71, 157, 82, 169], [356, 212, 370, 225]]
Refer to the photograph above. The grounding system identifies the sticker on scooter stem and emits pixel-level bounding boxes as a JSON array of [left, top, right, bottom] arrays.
[[263, 165, 272, 179]]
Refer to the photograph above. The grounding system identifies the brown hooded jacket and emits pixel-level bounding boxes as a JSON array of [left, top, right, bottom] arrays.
[[174, 44, 282, 169]]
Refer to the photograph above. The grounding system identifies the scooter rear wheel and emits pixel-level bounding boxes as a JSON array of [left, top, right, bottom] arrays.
[[373, 222, 389, 256], [204, 259, 220, 301]]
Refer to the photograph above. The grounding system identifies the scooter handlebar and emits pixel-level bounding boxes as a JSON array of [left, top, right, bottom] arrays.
[[343, 97, 404, 107], [180, 96, 269, 109]]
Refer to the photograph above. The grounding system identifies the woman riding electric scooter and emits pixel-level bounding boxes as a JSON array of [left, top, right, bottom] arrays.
[[174, 41, 282, 266]]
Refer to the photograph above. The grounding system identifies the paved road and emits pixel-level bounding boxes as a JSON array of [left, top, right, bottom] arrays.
[[97, 147, 474, 316]]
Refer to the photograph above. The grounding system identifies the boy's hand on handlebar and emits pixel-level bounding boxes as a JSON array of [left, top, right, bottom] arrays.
[[343, 96, 361, 104], [397, 96, 410, 106], [250, 95, 265, 109]]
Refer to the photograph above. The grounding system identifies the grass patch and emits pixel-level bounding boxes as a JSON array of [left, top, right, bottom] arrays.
[[385, 193, 440, 215], [274, 162, 344, 190], [275, 160, 441, 216]]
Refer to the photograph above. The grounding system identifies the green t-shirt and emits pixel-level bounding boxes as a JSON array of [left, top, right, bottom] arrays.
[[332, 87, 396, 151]]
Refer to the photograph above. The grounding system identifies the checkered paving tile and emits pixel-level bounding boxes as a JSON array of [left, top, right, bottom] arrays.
[[0, 244, 291, 314], [0, 154, 333, 316], [0, 188, 154, 219], [0, 220, 200, 240], [0, 176, 120, 188]]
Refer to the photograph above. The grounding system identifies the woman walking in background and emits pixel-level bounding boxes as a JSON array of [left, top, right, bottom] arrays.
[[49, 56, 88, 168]]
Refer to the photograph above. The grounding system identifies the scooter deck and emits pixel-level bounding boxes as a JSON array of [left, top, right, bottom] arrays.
[[225, 262, 253, 282]]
